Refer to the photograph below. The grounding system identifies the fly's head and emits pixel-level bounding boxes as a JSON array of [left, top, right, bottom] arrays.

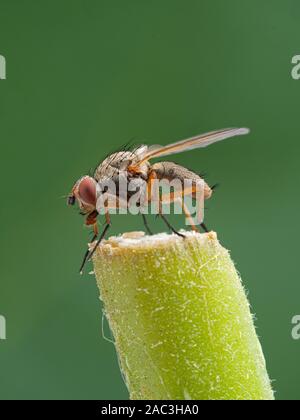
[[68, 176, 97, 215]]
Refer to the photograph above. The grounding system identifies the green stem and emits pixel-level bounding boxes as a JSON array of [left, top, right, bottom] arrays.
[[93, 231, 274, 400]]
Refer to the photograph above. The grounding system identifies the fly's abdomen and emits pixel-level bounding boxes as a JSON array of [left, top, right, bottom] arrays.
[[151, 162, 212, 199]]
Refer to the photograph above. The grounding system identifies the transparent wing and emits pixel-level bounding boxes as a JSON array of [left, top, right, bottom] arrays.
[[137, 127, 250, 164]]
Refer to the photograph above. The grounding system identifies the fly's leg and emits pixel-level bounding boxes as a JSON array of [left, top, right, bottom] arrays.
[[79, 234, 97, 275], [142, 214, 153, 235], [158, 200, 185, 238], [200, 223, 209, 233], [86, 223, 111, 263], [146, 170, 185, 237], [87, 211, 111, 263], [152, 172, 206, 233], [79, 223, 99, 274], [159, 212, 185, 238], [181, 199, 199, 233]]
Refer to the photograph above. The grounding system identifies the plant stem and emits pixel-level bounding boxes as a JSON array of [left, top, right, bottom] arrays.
[[92, 231, 274, 400]]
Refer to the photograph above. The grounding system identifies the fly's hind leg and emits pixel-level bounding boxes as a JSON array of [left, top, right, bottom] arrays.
[[159, 212, 185, 238], [149, 163, 209, 234], [158, 200, 185, 238], [200, 223, 209, 233], [146, 169, 185, 238], [181, 199, 199, 233]]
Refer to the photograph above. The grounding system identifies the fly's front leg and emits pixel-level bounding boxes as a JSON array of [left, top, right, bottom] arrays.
[[79, 228, 98, 275], [79, 214, 99, 274], [87, 210, 111, 263], [93, 222, 99, 237], [86, 194, 128, 267]]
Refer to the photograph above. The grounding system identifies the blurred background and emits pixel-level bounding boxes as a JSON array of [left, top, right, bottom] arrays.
[[0, 0, 299, 400]]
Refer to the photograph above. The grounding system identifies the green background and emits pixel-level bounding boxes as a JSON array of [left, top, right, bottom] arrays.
[[0, 0, 299, 400]]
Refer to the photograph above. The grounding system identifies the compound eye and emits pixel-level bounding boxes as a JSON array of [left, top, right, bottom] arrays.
[[78, 177, 96, 206]]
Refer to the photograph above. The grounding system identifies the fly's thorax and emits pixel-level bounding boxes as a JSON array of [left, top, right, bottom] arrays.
[[94, 152, 133, 180], [95, 165, 149, 215], [94, 149, 150, 182]]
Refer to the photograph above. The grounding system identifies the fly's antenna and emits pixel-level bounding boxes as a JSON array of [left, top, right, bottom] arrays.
[[211, 183, 220, 191]]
